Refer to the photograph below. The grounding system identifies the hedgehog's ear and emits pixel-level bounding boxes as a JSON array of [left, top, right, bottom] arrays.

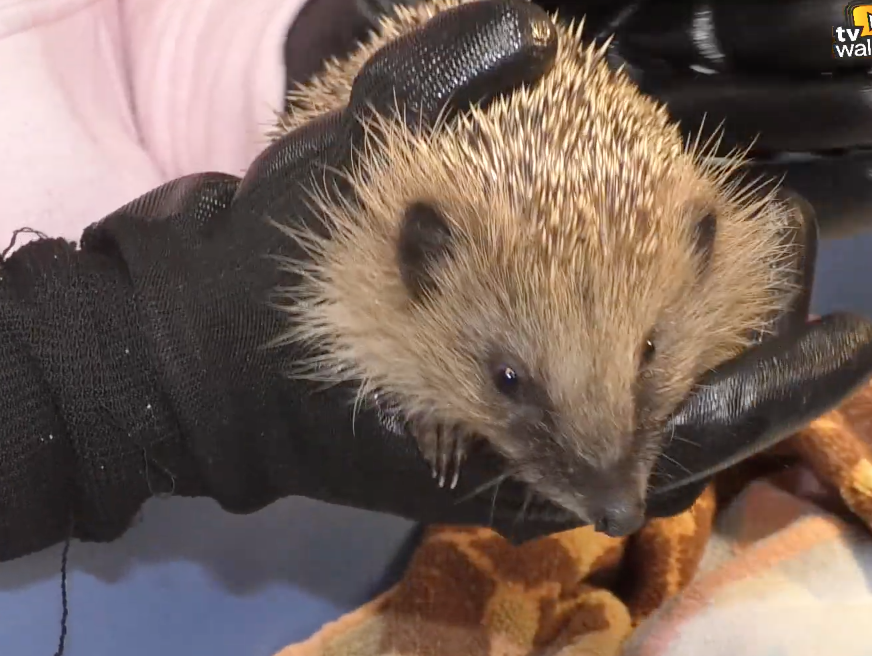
[[397, 202, 454, 302], [691, 209, 717, 275]]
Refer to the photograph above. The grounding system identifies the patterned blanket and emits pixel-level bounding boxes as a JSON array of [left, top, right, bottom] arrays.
[[273, 384, 872, 656]]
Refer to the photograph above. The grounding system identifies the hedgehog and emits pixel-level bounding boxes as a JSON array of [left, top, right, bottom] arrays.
[[273, 0, 800, 537]]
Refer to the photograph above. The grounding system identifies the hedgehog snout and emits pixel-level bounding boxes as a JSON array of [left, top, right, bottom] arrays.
[[554, 455, 649, 538], [587, 489, 647, 538]]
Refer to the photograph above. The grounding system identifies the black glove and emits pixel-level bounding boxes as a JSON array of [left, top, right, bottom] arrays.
[[534, 0, 872, 241], [282, 0, 426, 102], [626, 188, 872, 522]]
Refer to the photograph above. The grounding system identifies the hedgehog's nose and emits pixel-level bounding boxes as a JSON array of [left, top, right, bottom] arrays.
[[590, 497, 646, 538]]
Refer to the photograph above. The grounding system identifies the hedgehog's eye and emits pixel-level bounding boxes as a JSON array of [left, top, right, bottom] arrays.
[[493, 365, 521, 397], [487, 351, 532, 401], [640, 334, 656, 367]]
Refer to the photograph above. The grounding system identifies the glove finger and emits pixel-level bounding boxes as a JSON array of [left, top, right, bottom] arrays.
[[613, 0, 859, 74], [745, 153, 872, 241], [287, 391, 580, 540], [646, 477, 712, 519], [339, 0, 558, 152], [644, 190, 816, 519], [649, 312, 872, 494], [236, 0, 558, 212], [234, 109, 343, 208], [767, 186, 818, 336]]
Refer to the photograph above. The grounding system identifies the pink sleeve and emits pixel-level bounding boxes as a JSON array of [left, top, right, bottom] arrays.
[[120, 0, 311, 180]]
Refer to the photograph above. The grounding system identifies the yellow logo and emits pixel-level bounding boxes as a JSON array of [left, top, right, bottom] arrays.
[[848, 3, 872, 37], [834, 4, 872, 57]]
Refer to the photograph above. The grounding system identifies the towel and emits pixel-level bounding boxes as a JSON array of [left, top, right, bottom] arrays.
[[273, 383, 872, 656]]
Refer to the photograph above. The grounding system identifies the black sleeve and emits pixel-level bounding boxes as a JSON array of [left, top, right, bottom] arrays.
[[0, 233, 168, 558], [0, 0, 381, 562], [0, 0, 378, 561], [0, 174, 285, 562]]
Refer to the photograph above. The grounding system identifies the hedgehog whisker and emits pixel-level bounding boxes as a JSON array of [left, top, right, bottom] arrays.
[[455, 466, 523, 506], [657, 451, 693, 476], [665, 434, 702, 448], [662, 420, 703, 450], [648, 463, 676, 487], [489, 479, 502, 529], [664, 419, 676, 450], [514, 488, 534, 528]]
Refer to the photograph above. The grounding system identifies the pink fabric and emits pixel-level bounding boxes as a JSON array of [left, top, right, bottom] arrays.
[[0, 0, 308, 247], [622, 477, 872, 656]]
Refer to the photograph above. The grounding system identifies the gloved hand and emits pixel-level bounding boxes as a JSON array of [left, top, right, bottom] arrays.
[[534, 0, 872, 240]]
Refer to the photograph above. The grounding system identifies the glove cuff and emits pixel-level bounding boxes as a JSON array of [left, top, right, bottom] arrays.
[[0, 236, 196, 561]]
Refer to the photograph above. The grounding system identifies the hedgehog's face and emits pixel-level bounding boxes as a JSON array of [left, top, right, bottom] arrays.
[[276, 0, 797, 538], [393, 187, 790, 537]]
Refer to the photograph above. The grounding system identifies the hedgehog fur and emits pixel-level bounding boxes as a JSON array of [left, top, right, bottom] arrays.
[[272, 0, 800, 534]]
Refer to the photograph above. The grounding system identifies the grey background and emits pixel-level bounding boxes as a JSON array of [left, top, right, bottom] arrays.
[[0, 232, 869, 656], [0, 497, 417, 656]]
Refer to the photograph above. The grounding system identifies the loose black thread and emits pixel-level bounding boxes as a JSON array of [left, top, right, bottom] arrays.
[[54, 523, 73, 656], [2, 225, 71, 652], [98, 402, 178, 499], [142, 447, 177, 499], [51, 402, 178, 656], [1, 227, 50, 260], [49, 411, 178, 656]]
